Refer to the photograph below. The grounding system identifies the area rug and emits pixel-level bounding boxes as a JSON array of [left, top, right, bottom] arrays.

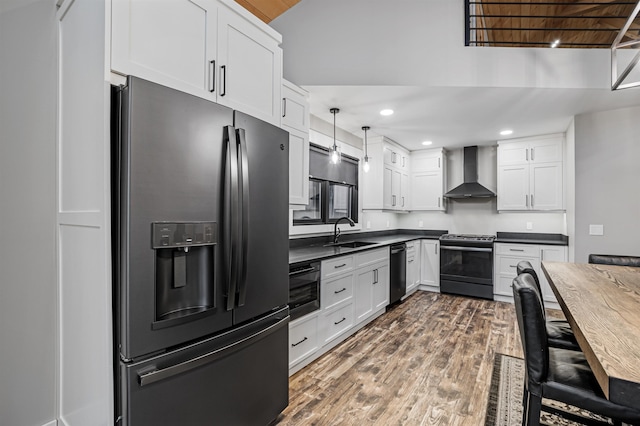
[[484, 353, 612, 426]]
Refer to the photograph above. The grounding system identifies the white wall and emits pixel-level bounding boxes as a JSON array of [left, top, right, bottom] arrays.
[[574, 105, 640, 262], [272, 0, 610, 90], [0, 1, 58, 425]]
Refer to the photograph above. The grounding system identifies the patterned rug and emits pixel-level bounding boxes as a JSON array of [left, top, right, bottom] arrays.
[[484, 353, 613, 426]]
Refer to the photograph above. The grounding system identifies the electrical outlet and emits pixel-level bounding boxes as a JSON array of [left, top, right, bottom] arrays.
[[589, 224, 604, 236], [526, 222, 533, 230], [366, 221, 371, 229], [418, 220, 424, 228]]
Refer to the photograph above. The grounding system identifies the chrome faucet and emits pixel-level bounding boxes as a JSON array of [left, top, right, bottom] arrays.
[[333, 216, 355, 244]]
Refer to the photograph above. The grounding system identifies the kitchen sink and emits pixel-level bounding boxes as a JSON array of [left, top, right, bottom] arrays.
[[327, 241, 376, 248]]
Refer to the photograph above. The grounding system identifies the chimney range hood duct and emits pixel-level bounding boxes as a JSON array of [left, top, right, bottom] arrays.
[[443, 146, 496, 199]]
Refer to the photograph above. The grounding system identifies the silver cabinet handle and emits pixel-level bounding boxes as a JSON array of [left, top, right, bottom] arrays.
[[531, 147, 535, 161], [509, 248, 524, 252], [282, 98, 286, 118], [334, 287, 346, 294], [510, 265, 517, 268], [438, 197, 440, 208], [392, 152, 397, 163], [392, 195, 396, 206], [334, 263, 347, 269], [435, 244, 438, 255], [531, 194, 534, 208], [438, 157, 441, 169], [291, 337, 307, 347], [525, 194, 529, 207], [408, 259, 414, 263], [402, 197, 405, 207], [526, 148, 529, 161]]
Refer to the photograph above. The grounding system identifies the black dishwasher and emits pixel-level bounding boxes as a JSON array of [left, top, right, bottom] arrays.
[[389, 243, 407, 305]]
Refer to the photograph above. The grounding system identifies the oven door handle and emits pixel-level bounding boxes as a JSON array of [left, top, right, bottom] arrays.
[[441, 246, 493, 253], [289, 267, 317, 276]]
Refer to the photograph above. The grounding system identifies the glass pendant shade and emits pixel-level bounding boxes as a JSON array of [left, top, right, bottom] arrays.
[[362, 126, 370, 173], [330, 108, 341, 164]]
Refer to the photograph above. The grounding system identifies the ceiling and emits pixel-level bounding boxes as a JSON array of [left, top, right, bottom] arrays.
[[238, 0, 640, 151]]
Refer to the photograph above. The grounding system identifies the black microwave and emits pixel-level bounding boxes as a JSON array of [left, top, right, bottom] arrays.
[[288, 261, 320, 321]]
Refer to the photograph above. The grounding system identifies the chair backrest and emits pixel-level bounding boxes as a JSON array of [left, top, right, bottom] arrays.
[[512, 273, 549, 395], [516, 260, 546, 310], [588, 254, 640, 268]]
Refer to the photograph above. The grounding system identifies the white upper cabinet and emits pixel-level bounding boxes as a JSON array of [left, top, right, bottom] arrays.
[[497, 133, 564, 211], [111, 0, 283, 125], [281, 80, 309, 206], [410, 148, 446, 211], [363, 137, 410, 212], [216, 3, 282, 124]]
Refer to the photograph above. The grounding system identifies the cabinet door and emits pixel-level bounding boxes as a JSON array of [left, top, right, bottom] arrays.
[[383, 146, 397, 166], [281, 81, 308, 132], [420, 240, 439, 287], [412, 152, 442, 172], [354, 269, 374, 324], [539, 246, 567, 303], [288, 129, 309, 205], [498, 141, 529, 165], [217, 5, 282, 125], [497, 165, 529, 210], [383, 166, 394, 209], [400, 172, 409, 210], [111, 0, 217, 99], [391, 170, 401, 210], [411, 172, 443, 210], [406, 254, 418, 292], [530, 136, 563, 164], [530, 163, 563, 211], [372, 264, 389, 311]]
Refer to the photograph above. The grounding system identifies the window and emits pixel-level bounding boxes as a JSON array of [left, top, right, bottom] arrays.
[[293, 144, 358, 226]]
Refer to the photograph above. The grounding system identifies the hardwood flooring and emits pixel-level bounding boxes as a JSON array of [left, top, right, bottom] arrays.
[[274, 291, 524, 426]]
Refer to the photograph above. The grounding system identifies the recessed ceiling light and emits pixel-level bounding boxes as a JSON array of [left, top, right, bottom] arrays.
[[500, 129, 513, 136], [422, 141, 433, 146], [380, 109, 394, 116]]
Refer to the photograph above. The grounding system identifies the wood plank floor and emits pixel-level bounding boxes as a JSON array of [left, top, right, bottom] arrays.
[[274, 291, 524, 426]]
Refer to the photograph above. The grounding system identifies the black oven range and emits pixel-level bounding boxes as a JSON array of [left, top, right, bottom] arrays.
[[439, 234, 495, 300]]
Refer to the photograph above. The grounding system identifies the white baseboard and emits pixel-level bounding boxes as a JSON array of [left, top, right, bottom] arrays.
[[418, 284, 440, 293], [42, 420, 58, 426]]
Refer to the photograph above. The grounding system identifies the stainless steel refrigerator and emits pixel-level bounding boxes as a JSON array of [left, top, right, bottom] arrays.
[[112, 76, 289, 425]]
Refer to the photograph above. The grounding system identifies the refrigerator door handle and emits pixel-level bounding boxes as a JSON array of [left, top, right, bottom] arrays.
[[137, 315, 289, 387], [225, 126, 240, 311], [236, 128, 250, 307]]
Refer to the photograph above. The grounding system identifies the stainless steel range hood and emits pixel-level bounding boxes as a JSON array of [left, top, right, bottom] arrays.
[[443, 146, 496, 199]]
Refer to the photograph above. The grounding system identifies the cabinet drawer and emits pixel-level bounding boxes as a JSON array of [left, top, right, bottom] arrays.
[[497, 255, 538, 277], [288, 314, 318, 367], [355, 247, 388, 268], [322, 274, 353, 310], [323, 303, 354, 345], [495, 243, 539, 258], [322, 255, 354, 279]]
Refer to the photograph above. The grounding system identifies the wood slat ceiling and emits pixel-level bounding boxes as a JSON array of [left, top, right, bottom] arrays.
[[234, 0, 300, 23], [470, 0, 640, 48]]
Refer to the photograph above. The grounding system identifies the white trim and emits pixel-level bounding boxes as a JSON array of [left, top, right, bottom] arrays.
[[41, 420, 58, 426]]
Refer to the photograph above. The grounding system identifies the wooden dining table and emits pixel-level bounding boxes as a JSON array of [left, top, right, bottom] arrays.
[[541, 261, 640, 408]]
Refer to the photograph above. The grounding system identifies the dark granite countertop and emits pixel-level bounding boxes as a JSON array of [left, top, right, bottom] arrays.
[[289, 229, 447, 265], [495, 232, 568, 246]]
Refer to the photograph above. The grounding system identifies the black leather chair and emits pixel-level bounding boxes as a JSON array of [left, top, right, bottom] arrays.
[[512, 273, 640, 426], [588, 254, 640, 267], [515, 261, 579, 351]]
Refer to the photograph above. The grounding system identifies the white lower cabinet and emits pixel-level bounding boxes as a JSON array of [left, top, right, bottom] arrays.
[[420, 240, 440, 290], [405, 241, 421, 295], [289, 247, 389, 375], [288, 313, 319, 369], [494, 243, 567, 307]]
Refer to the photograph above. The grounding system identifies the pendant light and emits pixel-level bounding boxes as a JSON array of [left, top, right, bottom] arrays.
[[329, 108, 341, 164], [362, 126, 370, 173]]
